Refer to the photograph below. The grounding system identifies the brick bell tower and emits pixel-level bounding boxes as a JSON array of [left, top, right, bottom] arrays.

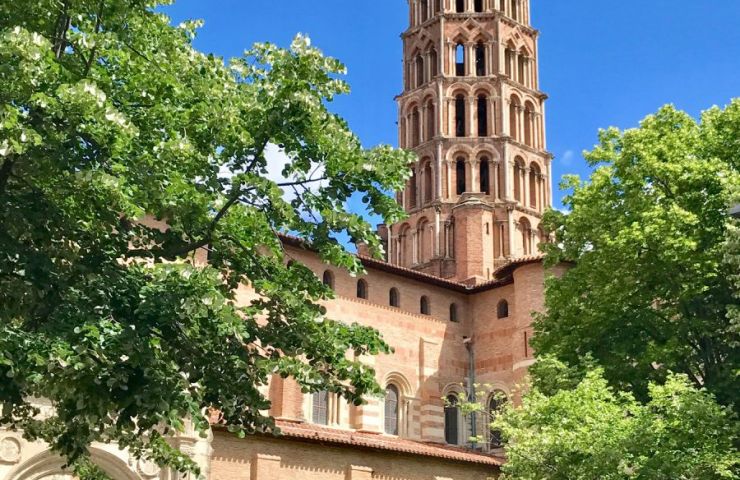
[[380, 0, 552, 285]]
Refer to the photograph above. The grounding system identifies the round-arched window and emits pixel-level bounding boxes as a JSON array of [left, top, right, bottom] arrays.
[[497, 299, 509, 319]]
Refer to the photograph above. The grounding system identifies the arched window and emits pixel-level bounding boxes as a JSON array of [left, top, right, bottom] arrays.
[[455, 44, 465, 76], [477, 95, 488, 137], [357, 279, 368, 299], [435, 0, 442, 13], [456, 157, 466, 195], [455, 95, 466, 137], [429, 48, 438, 78], [322, 270, 334, 289], [518, 55, 526, 85], [475, 43, 486, 76], [504, 48, 513, 78], [513, 157, 524, 201], [389, 288, 400, 307], [384, 385, 400, 435], [480, 157, 490, 194], [426, 100, 436, 140], [423, 163, 433, 203], [510, 0, 518, 20], [456, 0, 465, 13], [524, 102, 535, 147], [412, 107, 421, 146], [449, 303, 459, 323], [444, 394, 460, 444], [497, 299, 509, 319], [529, 163, 541, 209], [416, 55, 425, 88], [421, 0, 429, 22], [312, 390, 329, 425], [521, 218, 532, 255], [474, 0, 484, 12], [420, 296, 431, 315], [509, 96, 521, 141], [489, 392, 507, 448], [408, 170, 418, 208]]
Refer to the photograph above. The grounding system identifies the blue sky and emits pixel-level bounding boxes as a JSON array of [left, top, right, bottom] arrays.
[[163, 1, 740, 209]]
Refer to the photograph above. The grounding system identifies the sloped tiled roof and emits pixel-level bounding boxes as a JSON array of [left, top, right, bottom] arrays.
[[264, 420, 504, 466]]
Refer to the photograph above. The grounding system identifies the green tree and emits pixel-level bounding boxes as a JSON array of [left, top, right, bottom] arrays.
[[535, 102, 740, 407], [495, 367, 739, 480], [0, 1, 412, 478]]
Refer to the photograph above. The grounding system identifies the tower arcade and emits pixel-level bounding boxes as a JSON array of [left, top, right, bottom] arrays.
[[382, 0, 552, 284]]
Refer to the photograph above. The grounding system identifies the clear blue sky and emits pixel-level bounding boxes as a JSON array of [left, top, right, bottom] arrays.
[[163, 0, 740, 209]]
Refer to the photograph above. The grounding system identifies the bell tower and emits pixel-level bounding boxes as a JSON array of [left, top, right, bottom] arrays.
[[382, 0, 552, 284]]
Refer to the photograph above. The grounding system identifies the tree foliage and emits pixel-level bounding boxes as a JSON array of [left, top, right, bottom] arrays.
[[0, 0, 412, 477], [495, 367, 739, 480], [535, 102, 740, 408]]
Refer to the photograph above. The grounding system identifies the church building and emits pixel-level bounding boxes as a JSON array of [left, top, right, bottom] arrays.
[[0, 1, 559, 479]]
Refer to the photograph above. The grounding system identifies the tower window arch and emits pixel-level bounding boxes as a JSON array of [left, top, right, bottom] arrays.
[[475, 0, 484, 12], [509, 95, 521, 141], [455, 94, 466, 137], [389, 287, 400, 307], [479, 156, 490, 194], [408, 169, 418, 208], [449, 303, 459, 323], [456, 0, 465, 13], [455, 44, 465, 76], [412, 107, 421, 146], [524, 102, 535, 147], [510, 0, 518, 21], [421, 0, 429, 22], [444, 393, 460, 444], [420, 295, 431, 315], [416, 55, 425, 88], [426, 99, 436, 140], [475, 43, 486, 76], [513, 156, 525, 202], [423, 162, 433, 204], [322, 270, 335, 290], [477, 95, 488, 136], [429, 48, 438, 78], [497, 299, 509, 319], [384, 385, 400, 435], [529, 162, 541, 209], [456, 157, 467, 195], [520, 217, 532, 255], [357, 279, 368, 299]]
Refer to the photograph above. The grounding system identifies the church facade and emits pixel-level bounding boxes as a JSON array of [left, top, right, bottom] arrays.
[[0, 1, 557, 479]]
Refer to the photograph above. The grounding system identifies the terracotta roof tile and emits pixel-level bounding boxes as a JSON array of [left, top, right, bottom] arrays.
[[264, 420, 504, 467]]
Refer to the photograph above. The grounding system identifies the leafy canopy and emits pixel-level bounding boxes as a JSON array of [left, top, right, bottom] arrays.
[[0, 0, 412, 477], [535, 102, 740, 407], [495, 366, 739, 480]]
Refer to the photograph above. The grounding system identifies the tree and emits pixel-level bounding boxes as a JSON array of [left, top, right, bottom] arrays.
[[494, 367, 739, 480], [535, 102, 740, 408], [0, 1, 412, 478]]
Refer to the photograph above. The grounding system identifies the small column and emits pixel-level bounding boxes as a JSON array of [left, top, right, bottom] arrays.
[[421, 103, 428, 143], [468, 96, 476, 137], [434, 207, 441, 257], [506, 206, 514, 258], [466, 43, 475, 76], [502, 144, 511, 200], [436, 142, 443, 200], [489, 97, 496, 135], [471, 159, 480, 193], [523, 167, 531, 208], [493, 162, 500, 199]]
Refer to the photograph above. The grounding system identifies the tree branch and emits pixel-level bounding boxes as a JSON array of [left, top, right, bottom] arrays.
[[83, 0, 106, 77]]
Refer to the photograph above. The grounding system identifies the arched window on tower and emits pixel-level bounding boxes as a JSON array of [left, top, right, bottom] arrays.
[[421, 0, 429, 22], [455, 95, 466, 137], [518, 55, 526, 86], [456, 0, 465, 13], [444, 394, 460, 444], [408, 170, 418, 208], [509, 95, 521, 141], [356, 279, 368, 299], [524, 101, 535, 147], [475, 43, 486, 76], [529, 163, 541, 209], [475, 0, 484, 12], [423, 162, 433, 204], [416, 55, 425, 88], [504, 48, 513, 78], [510, 0, 518, 21], [426, 100, 436, 140], [429, 48, 438, 78], [520, 217, 532, 255], [477, 95, 488, 137], [412, 107, 421, 146], [455, 43, 465, 76], [384, 385, 400, 435], [480, 157, 490, 194], [456, 157, 466, 195], [513, 156, 524, 202]]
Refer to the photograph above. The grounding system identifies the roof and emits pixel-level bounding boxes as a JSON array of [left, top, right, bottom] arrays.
[[247, 420, 504, 467], [279, 233, 545, 294]]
